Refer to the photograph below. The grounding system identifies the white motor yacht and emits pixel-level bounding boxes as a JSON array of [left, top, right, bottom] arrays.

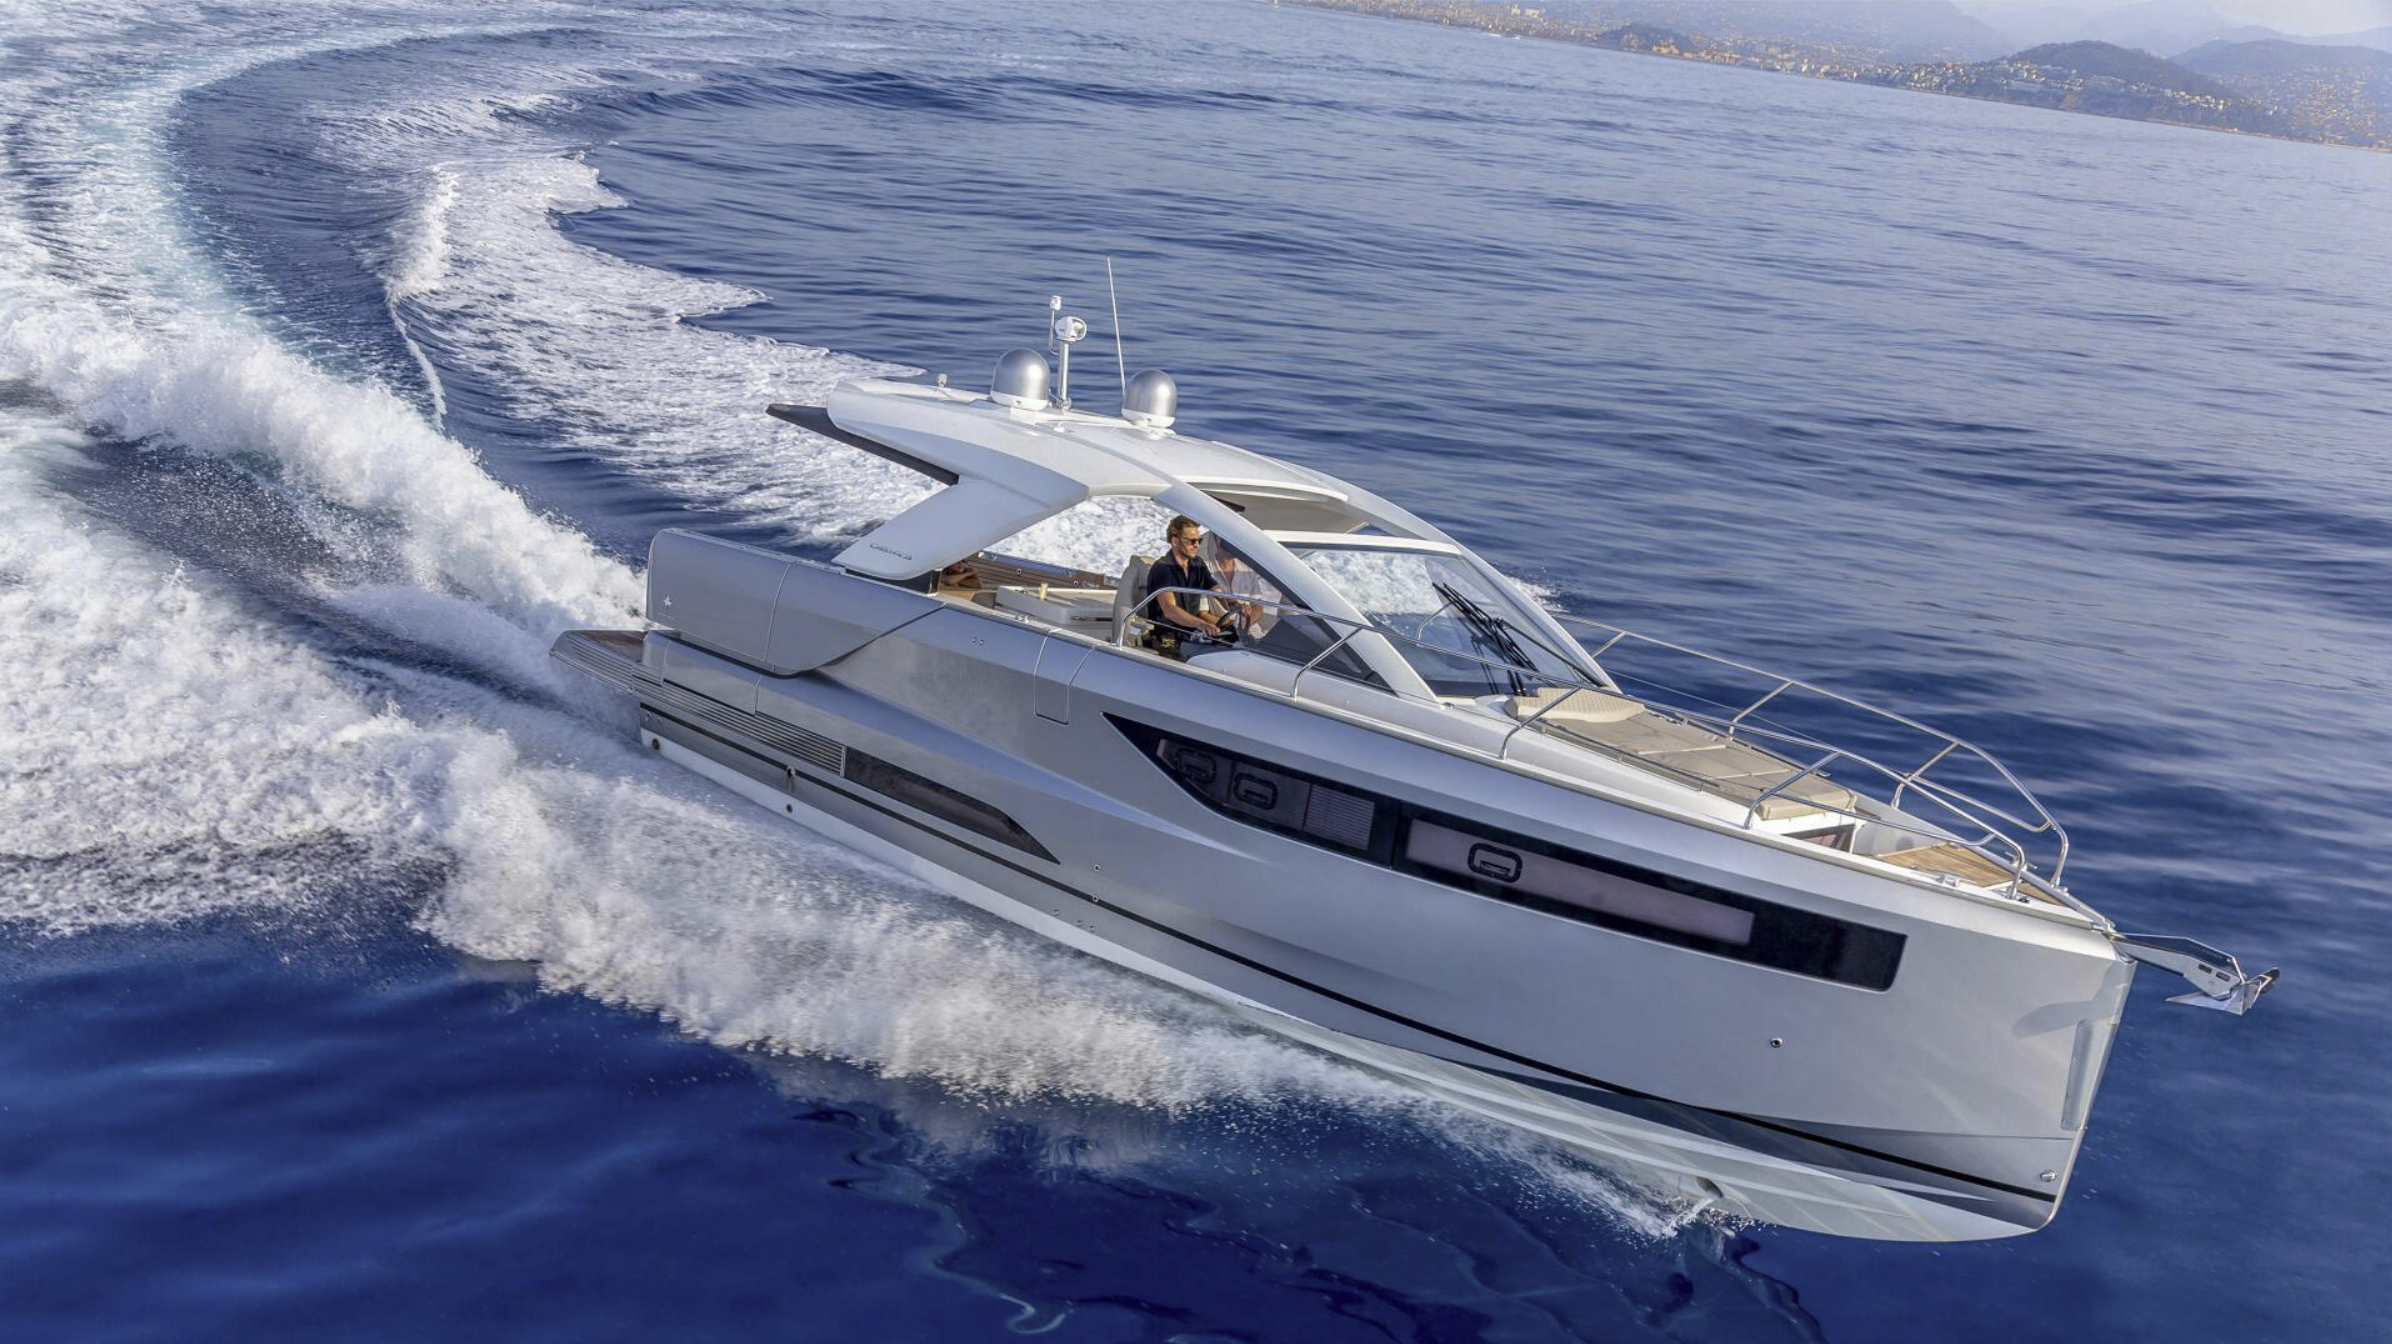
[[552, 307, 2272, 1241]]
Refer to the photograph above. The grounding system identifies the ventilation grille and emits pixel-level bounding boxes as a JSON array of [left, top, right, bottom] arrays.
[[551, 630, 845, 776]]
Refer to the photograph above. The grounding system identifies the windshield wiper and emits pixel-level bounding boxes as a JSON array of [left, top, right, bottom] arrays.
[[1433, 579, 1532, 697]]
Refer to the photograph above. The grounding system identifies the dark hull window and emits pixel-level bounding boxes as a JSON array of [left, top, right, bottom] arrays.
[[1404, 820, 1757, 945], [1148, 734, 1390, 856], [844, 750, 1054, 861], [1111, 716, 1904, 991]]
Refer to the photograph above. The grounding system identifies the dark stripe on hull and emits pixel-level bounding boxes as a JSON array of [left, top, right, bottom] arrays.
[[1108, 715, 1907, 990], [626, 692, 2054, 1229]]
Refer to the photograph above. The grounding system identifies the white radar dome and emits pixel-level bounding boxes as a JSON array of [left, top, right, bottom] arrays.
[[1123, 368, 1178, 429], [992, 348, 1051, 410]]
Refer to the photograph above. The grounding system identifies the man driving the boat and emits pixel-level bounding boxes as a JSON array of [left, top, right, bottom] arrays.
[[1145, 515, 1229, 644]]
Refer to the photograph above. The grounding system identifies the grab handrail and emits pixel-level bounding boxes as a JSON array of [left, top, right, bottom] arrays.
[[1114, 587, 2081, 912], [1547, 613, 2070, 885]]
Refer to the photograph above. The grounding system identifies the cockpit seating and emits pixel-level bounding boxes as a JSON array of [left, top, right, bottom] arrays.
[[1112, 553, 1156, 645]]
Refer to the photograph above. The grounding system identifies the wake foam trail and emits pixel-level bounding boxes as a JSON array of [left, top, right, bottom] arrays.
[[343, 46, 1184, 574], [0, 5, 1683, 1234], [0, 182, 638, 638], [0, 10, 1339, 1115], [378, 135, 931, 535], [0, 301, 641, 636], [0, 20, 640, 642], [0, 410, 1409, 1122], [0, 411, 1669, 1231], [386, 165, 463, 425], [418, 733, 1412, 1111], [0, 412, 445, 928]]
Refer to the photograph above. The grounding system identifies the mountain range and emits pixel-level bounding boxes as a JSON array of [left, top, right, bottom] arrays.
[[1541, 3, 2392, 64], [2005, 40, 2235, 96], [1537, 2, 2016, 61], [1961, 0, 2392, 59], [1968, 34, 2390, 147], [2176, 37, 2392, 76], [1294, 2, 2392, 148]]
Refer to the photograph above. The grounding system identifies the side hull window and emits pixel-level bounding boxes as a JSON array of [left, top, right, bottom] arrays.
[[844, 750, 1056, 861], [1111, 717, 1904, 991], [1403, 819, 1757, 946], [1147, 733, 1393, 857]]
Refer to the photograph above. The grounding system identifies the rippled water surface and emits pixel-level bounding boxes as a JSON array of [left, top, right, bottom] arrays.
[[4, 2, 2388, 1339]]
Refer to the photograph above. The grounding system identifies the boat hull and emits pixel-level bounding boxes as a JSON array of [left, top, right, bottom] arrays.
[[650, 722, 2056, 1240], [557, 620, 2133, 1241]]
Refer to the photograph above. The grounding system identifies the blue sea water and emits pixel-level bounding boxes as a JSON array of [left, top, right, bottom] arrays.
[[3, 2, 2389, 1339]]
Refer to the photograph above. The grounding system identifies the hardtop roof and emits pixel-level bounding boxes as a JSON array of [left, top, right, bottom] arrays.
[[816, 377, 1440, 578]]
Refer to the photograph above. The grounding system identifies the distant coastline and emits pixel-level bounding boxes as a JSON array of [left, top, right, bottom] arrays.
[[1288, 0, 2392, 153]]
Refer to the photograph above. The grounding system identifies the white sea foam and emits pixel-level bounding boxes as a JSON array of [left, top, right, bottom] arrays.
[[0, 409, 1409, 1117], [0, 300, 642, 633], [419, 742, 1419, 1112], [0, 413, 442, 927], [386, 164, 462, 423], [0, 7, 1388, 1116], [387, 165, 461, 306], [384, 138, 933, 535], [0, 3, 1679, 1234], [326, 40, 1184, 574], [0, 12, 641, 637]]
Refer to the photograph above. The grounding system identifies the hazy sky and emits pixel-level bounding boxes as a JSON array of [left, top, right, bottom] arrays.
[[1955, 0, 2392, 37]]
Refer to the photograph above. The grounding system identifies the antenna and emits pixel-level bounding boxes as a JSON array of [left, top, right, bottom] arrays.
[[1047, 295, 1062, 354], [1106, 257, 1127, 402]]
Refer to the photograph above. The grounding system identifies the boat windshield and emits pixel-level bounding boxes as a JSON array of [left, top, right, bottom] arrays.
[[1286, 543, 1587, 698]]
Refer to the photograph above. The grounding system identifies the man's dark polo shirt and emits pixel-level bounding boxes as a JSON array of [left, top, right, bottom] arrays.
[[1145, 552, 1219, 628]]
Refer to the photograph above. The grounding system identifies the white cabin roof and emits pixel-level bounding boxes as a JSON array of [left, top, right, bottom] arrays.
[[817, 377, 1440, 578]]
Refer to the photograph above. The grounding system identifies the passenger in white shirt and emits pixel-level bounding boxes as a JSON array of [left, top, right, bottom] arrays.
[[1202, 537, 1280, 639]]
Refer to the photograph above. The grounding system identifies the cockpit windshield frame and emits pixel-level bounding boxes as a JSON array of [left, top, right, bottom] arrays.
[[1274, 536, 1599, 699]]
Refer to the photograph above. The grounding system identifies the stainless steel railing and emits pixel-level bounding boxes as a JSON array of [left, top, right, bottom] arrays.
[[1547, 614, 2070, 885], [1116, 586, 2081, 912]]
